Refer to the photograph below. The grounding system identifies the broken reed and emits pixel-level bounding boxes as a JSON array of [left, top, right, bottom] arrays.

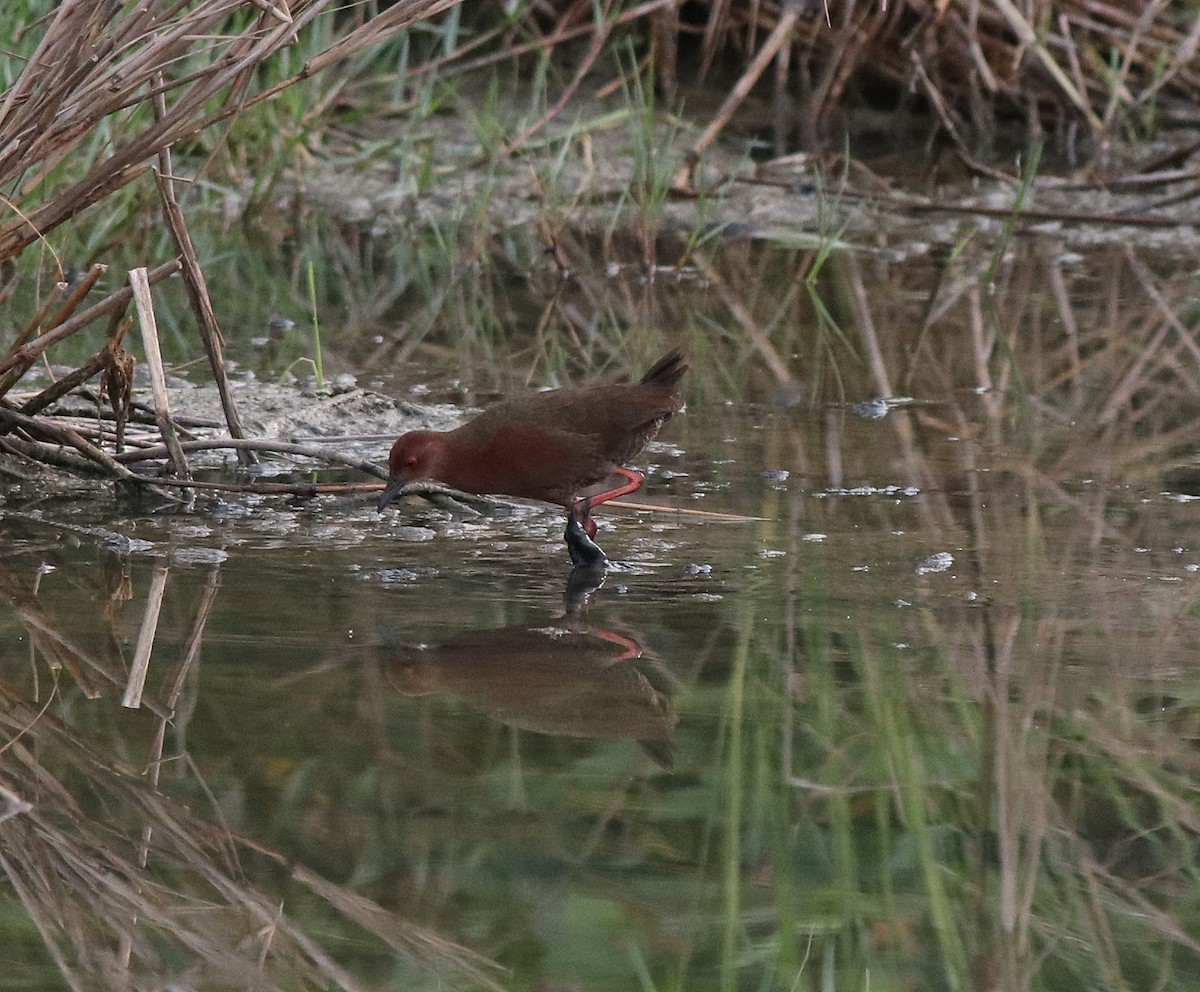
[[0, 0, 460, 486]]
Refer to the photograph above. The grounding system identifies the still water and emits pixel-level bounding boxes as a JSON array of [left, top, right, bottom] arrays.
[[4, 241, 1200, 990]]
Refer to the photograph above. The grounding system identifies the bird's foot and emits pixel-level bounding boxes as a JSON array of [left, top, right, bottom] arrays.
[[565, 512, 608, 569], [570, 497, 598, 539]]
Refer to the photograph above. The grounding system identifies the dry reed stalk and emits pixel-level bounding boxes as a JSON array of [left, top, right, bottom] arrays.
[[0, 629, 500, 989], [145, 477, 384, 497], [0, 259, 181, 398], [113, 435, 391, 477], [154, 144, 257, 471], [140, 564, 220, 878], [0, 435, 107, 477], [503, 0, 619, 159], [18, 317, 132, 418], [1, 0, 463, 488], [413, 0, 673, 89], [12, 280, 70, 355], [0, 0, 463, 264], [0, 407, 139, 482], [675, 0, 804, 191], [129, 267, 191, 481], [584, 1, 1200, 161]]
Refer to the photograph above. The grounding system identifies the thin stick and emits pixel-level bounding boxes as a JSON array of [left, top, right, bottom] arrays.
[[139, 477, 379, 497], [19, 317, 132, 417], [42, 263, 108, 335], [115, 436, 389, 479], [122, 566, 169, 710], [674, 1, 802, 191], [0, 407, 139, 480], [501, 0, 616, 159], [10, 280, 66, 356], [603, 499, 769, 523], [989, 0, 1103, 131], [0, 435, 105, 475], [165, 566, 220, 713], [153, 80, 257, 467], [0, 258, 181, 392], [129, 267, 191, 482]]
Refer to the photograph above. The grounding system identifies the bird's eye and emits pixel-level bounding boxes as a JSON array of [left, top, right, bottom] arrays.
[[405, 455, 418, 467]]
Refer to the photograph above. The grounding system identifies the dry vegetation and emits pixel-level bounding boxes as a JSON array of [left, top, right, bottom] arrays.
[[655, 0, 1200, 148], [3, 5, 1200, 988], [2, 0, 1198, 492]]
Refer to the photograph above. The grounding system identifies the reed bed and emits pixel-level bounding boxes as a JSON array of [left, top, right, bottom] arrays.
[[643, 0, 1200, 156], [3, 0, 1198, 491], [1, 0, 459, 490]]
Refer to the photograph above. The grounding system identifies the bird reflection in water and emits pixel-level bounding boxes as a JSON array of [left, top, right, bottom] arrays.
[[376, 581, 677, 769]]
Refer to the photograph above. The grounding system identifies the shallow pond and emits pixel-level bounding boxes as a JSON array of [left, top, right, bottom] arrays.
[[3, 230, 1200, 991]]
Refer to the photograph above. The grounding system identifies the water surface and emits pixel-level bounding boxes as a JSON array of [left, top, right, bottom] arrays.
[[3, 237, 1200, 991]]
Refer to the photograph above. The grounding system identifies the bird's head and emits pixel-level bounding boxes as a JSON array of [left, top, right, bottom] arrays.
[[378, 431, 446, 510]]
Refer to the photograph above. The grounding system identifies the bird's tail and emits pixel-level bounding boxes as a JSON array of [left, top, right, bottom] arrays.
[[640, 349, 688, 387]]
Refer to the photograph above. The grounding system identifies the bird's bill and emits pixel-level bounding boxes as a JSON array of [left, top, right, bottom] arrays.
[[377, 476, 407, 511]]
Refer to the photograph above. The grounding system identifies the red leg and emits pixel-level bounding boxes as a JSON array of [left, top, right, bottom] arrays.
[[591, 465, 646, 507], [570, 466, 644, 529], [569, 466, 646, 543]]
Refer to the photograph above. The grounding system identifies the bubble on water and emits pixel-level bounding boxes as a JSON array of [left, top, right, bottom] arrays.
[[171, 547, 229, 565], [378, 568, 420, 584], [853, 399, 889, 420], [395, 526, 437, 542], [101, 534, 154, 555], [916, 552, 954, 575]]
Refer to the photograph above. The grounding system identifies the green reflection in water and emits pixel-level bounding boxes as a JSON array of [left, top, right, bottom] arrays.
[[6, 220, 1200, 990]]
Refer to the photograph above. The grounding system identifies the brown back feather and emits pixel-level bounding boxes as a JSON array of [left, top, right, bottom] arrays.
[[447, 351, 687, 496]]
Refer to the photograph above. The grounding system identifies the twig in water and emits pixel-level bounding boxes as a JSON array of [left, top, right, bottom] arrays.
[[0, 407, 140, 481], [122, 566, 169, 710]]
